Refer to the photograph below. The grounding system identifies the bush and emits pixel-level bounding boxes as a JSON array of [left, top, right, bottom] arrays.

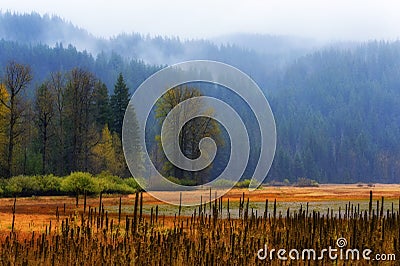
[[235, 179, 251, 188], [95, 172, 135, 194], [61, 172, 99, 195], [166, 176, 181, 184], [178, 178, 197, 186], [294, 177, 319, 187], [4, 176, 24, 196], [0, 172, 142, 198], [124, 177, 145, 191], [0, 175, 62, 197], [266, 180, 286, 187], [33, 175, 62, 195], [4, 175, 41, 196]]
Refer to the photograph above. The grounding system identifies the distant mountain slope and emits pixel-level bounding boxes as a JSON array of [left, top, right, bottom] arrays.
[[0, 12, 319, 94], [0, 12, 316, 66], [0, 12, 96, 48], [213, 33, 319, 58], [269, 41, 400, 183]]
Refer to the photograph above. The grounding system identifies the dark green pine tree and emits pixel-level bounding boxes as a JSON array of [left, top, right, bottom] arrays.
[[93, 81, 111, 129], [110, 73, 131, 136]]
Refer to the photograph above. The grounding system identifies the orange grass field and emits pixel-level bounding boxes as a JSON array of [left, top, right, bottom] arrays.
[[1, 184, 399, 234]]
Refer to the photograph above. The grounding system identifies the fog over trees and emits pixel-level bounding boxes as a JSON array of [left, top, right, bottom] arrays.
[[0, 13, 399, 184]]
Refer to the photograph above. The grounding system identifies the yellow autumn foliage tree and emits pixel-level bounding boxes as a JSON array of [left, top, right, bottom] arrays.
[[0, 84, 10, 172], [91, 125, 125, 176], [154, 86, 223, 184]]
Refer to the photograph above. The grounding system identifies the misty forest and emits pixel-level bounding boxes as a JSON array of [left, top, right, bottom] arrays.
[[1, 8, 400, 266], [0, 12, 400, 189]]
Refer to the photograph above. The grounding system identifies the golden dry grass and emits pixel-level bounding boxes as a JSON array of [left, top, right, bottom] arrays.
[[0, 184, 399, 233]]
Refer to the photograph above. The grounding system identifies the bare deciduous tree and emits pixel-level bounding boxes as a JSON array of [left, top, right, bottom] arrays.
[[0, 61, 32, 177]]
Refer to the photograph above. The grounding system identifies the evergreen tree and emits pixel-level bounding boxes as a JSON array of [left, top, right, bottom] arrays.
[[123, 102, 145, 178], [93, 81, 111, 129], [110, 73, 130, 136]]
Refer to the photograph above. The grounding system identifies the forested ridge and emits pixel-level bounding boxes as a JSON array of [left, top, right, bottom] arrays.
[[270, 42, 400, 183], [0, 12, 399, 184]]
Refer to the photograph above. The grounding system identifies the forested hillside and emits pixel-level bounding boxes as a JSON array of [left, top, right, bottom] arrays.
[[0, 12, 316, 64], [270, 42, 400, 183], [0, 12, 399, 184], [0, 12, 313, 89], [0, 40, 159, 94]]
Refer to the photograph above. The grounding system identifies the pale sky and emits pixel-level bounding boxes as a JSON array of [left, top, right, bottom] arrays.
[[1, 0, 400, 41]]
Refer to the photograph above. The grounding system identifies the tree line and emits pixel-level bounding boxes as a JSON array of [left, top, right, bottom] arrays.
[[0, 61, 133, 178], [1, 40, 400, 184], [0, 61, 225, 185]]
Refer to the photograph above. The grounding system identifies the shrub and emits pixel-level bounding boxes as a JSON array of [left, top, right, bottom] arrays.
[[124, 177, 145, 191], [0, 172, 144, 198], [95, 172, 135, 194], [4, 177, 23, 196], [4, 175, 41, 196], [61, 172, 99, 195], [166, 176, 181, 184], [33, 175, 62, 195], [235, 179, 251, 188], [178, 178, 197, 186], [295, 177, 319, 187], [266, 180, 286, 187]]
